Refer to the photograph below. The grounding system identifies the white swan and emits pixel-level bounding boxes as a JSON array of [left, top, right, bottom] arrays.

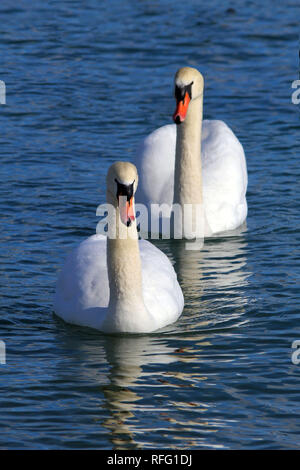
[[54, 162, 184, 334], [134, 67, 248, 238]]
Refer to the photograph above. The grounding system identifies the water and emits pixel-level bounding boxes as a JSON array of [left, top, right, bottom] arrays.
[[0, 0, 299, 449]]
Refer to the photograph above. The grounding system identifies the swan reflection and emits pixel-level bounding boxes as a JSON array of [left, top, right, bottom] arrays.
[[155, 233, 251, 331], [100, 334, 179, 448]]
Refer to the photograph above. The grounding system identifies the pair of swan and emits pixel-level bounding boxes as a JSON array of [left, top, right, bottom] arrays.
[[54, 67, 247, 334]]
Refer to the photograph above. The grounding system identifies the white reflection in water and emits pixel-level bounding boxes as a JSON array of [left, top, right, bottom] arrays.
[[100, 335, 180, 448], [98, 333, 226, 449], [159, 234, 251, 331]]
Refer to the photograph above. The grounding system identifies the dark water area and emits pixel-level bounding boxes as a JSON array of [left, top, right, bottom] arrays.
[[0, 0, 299, 449]]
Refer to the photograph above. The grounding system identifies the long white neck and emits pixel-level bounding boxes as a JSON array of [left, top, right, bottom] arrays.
[[173, 95, 204, 240], [101, 195, 151, 332], [107, 213, 143, 308], [174, 95, 203, 206]]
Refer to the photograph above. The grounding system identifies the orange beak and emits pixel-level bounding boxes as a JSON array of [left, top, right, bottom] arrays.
[[119, 196, 135, 227], [173, 91, 191, 124]]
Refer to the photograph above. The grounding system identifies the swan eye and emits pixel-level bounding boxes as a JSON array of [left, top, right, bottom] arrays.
[[115, 178, 134, 202], [175, 81, 193, 102]]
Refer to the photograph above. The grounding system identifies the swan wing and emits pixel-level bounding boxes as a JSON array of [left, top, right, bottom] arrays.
[[202, 120, 248, 234], [139, 239, 184, 329], [134, 124, 176, 208], [134, 120, 247, 235], [54, 234, 109, 328]]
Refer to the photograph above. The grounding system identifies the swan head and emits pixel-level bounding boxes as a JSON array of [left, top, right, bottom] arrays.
[[173, 67, 204, 124], [106, 162, 138, 227]]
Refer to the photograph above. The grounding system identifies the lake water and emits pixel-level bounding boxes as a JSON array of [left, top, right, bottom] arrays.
[[0, 0, 299, 449]]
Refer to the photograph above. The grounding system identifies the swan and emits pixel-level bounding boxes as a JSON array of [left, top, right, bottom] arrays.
[[54, 162, 184, 334], [134, 67, 248, 238]]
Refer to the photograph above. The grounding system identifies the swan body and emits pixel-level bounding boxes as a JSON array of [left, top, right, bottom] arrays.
[[134, 67, 247, 238], [54, 162, 184, 334]]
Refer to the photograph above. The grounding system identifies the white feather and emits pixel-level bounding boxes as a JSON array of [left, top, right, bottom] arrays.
[[54, 234, 184, 332], [134, 120, 247, 237]]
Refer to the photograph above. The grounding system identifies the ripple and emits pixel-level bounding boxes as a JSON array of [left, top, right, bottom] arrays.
[[0, 0, 299, 450]]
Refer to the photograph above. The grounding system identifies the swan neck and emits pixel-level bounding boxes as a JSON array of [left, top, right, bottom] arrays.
[[174, 95, 203, 206], [105, 197, 145, 313], [107, 232, 143, 306]]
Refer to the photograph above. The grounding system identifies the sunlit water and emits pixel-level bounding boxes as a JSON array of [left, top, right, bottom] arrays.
[[0, 0, 299, 449]]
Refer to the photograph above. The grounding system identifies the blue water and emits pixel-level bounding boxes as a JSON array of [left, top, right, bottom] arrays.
[[0, 0, 299, 449]]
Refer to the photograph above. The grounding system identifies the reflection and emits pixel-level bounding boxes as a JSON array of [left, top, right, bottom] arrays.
[[98, 334, 223, 449], [54, 329, 184, 448], [100, 334, 179, 449], [156, 233, 251, 331]]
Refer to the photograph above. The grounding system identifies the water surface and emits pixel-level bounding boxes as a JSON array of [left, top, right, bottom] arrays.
[[0, 0, 299, 449]]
